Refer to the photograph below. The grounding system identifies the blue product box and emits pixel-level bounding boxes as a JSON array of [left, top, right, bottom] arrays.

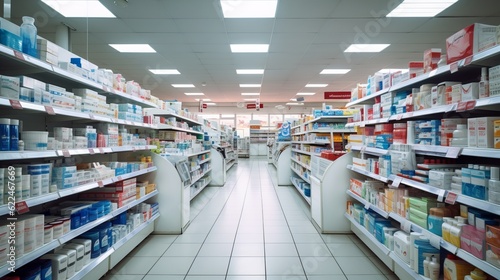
[[115, 167, 126, 176], [470, 184, 487, 200], [0, 29, 21, 51]]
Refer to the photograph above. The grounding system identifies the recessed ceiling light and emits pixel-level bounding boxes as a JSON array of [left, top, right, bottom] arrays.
[[320, 69, 351, 74], [286, 102, 304, 106], [387, 0, 458, 17], [230, 44, 269, 53], [240, 84, 261, 88], [290, 98, 297, 101], [296, 92, 316, 96], [241, 93, 260, 96], [195, 98, 211, 101], [344, 44, 390, 53], [220, 0, 278, 18], [172, 84, 195, 88], [184, 92, 204, 96], [205, 102, 217, 106], [236, 69, 265, 74], [378, 68, 409, 73], [244, 98, 258, 101], [41, 0, 116, 18], [109, 44, 156, 53], [305, 84, 328, 88], [149, 69, 180, 75]]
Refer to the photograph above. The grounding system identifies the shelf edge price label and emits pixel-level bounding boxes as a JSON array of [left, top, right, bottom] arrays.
[[466, 100, 476, 111], [44, 106, 56, 115], [99, 148, 105, 154], [456, 101, 467, 112], [450, 62, 459, 73], [15, 201, 30, 214], [13, 50, 25, 60], [88, 148, 95, 155], [364, 203, 371, 210], [97, 181, 104, 188], [89, 113, 96, 120], [429, 235, 441, 250], [391, 176, 403, 188], [10, 99, 23, 110], [360, 146, 366, 153], [437, 189, 446, 202], [464, 56, 473, 66], [445, 147, 461, 158], [445, 192, 458, 205], [396, 114, 403, 121], [62, 149, 71, 158], [402, 220, 412, 233]]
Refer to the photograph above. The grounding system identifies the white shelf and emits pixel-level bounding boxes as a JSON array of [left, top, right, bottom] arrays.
[[347, 165, 389, 183], [70, 213, 160, 280], [146, 109, 203, 126], [346, 190, 389, 219], [291, 157, 311, 170], [292, 149, 318, 156], [389, 252, 425, 280], [456, 248, 500, 278], [388, 175, 447, 198], [191, 180, 211, 201], [157, 124, 203, 135], [346, 117, 391, 128], [291, 179, 311, 205], [453, 191, 500, 216], [293, 129, 355, 136], [291, 140, 330, 145], [290, 167, 311, 184], [190, 168, 212, 187], [0, 239, 61, 277], [461, 147, 500, 159], [345, 213, 391, 255], [225, 160, 236, 172], [349, 145, 389, 156], [59, 166, 157, 198]]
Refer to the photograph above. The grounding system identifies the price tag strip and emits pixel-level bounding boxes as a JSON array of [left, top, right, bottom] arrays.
[[391, 176, 403, 188], [445, 147, 461, 158], [437, 189, 447, 202], [402, 220, 412, 233], [15, 201, 30, 214], [10, 99, 23, 110], [445, 192, 458, 205], [450, 62, 459, 73], [44, 106, 56, 115]]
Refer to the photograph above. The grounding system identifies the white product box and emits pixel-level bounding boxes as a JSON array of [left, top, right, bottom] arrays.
[[363, 104, 372, 121], [0, 75, 20, 100], [446, 23, 498, 64], [37, 38, 59, 56], [15, 219, 24, 257], [373, 103, 381, 119], [19, 76, 36, 90], [19, 216, 35, 254], [431, 86, 441, 107], [429, 170, 455, 190], [451, 84, 462, 103], [476, 117, 500, 148], [461, 82, 480, 101], [23, 214, 44, 249], [468, 118, 477, 147]]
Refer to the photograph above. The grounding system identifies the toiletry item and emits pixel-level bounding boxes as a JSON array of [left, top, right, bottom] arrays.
[[79, 231, 100, 259], [18, 139, 24, 151], [443, 254, 475, 280], [0, 118, 10, 151], [71, 239, 91, 265], [451, 124, 468, 147], [450, 222, 465, 247], [394, 231, 411, 264], [54, 248, 76, 278], [424, 256, 431, 277], [64, 243, 84, 272], [467, 268, 488, 280], [479, 67, 490, 99], [489, 167, 500, 204], [20, 16, 38, 57], [429, 256, 440, 280], [9, 119, 19, 151], [40, 254, 68, 280], [410, 232, 422, 271], [38, 259, 52, 280]]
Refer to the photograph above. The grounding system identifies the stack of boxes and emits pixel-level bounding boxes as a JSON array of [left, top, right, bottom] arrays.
[[97, 123, 119, 147], [79, 178, 137, 208], [408, 197, 438, 229], [118, 103, 143, 122], [423, 48, 441, 73], [18, 76, 46, 104], [52, 166, 77, 190], [0, 214, 45, 262], [415, 120, 441, 145], [468, 117, 500, 149], [73, 88, 111, 117], [37, 38, 59, 66], [486, 224, 500, 268]]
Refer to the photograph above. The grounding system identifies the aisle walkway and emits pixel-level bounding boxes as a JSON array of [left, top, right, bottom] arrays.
[[104, 158, 398, 280]]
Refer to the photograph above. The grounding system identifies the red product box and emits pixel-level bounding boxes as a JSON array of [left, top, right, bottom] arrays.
[[446, 23, 497, 64], [486, 225, 500, 248], [367, 108, 374, 120], [143, 115, 153, 124], [423, 48, 441, 73], [409, 61, 424, 79]]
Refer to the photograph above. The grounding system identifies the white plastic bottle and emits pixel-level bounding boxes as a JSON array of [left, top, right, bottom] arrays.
[[489, 167, 500, 203], [423, 256, 431, 277], [429, 256, 440, 280]]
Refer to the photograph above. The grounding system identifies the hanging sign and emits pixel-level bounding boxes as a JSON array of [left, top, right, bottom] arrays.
[[324, 91, 351, 100]]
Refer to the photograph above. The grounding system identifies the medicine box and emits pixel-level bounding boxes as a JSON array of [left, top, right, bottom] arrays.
[[446, 23, 497, 64], [0, 75, 20, 100], [461, 83, 479, 101], [468, 118, 478, 147], [476, 117, 500, 148]]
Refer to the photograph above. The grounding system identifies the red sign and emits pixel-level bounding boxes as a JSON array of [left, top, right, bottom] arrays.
[[15, 201, 30, 214], [324, 91, 351, 100], [246, 103, 264, 109], [203, 104, 208, 109]]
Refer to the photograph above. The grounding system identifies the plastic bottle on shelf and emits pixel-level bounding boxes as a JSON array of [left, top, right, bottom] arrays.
[[10, 119, 19, 151], [20, 16, 38, 58], [429, 256, 440, 280], [479, 67, 490, 99], [423, 255, 431, 277], [0, 118, 10, 151], [465, 268, 488, 280], [451, 124, 468, 147], [488, 167, 500, 204]]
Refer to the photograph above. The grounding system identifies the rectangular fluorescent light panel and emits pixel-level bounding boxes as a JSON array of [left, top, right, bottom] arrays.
[[387, 0, 458, 17], [244, 98, 258, 101], [184, 93, 204, 96], [195, 98, 211, 101], [236, 69, 265, 74], [296, 92, 316, 96], [305, 84, 328, 88], [205, 103, 217, 106], [149, 69, 180, 75], [41, 0, 116, 18], [109, 44, 156, 53], [344, 44, 390, 53], [320, 69, 351, 74], [220, 0, 278, 18], [240, 84, 261, 88], [172, 84, 195, 88], [230, 44, 269, 53], [241, 93, 260, 96], [286, 102, 304, 106]]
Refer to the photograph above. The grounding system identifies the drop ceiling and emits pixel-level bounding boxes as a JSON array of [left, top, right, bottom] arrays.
[[5, 0, 500, 107]]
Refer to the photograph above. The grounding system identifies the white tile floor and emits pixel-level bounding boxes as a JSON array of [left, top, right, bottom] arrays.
[[103, 158, 398, 280]]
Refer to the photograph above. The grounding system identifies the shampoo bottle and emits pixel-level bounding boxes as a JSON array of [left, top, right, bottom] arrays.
[[429, 256, 440, 280], [468, 268, 487, 280], [423, 256, 432, 277]]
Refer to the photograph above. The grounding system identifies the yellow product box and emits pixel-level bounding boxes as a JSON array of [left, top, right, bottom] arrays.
[[495, 138, 500, 149], [146, 183, 156, 194], [495, 120, 500, 137]]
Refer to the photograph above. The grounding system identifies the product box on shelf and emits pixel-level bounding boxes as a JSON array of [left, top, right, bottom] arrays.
[[423, 48, 441, 73], [0, 75, 20, 100], [486, 242, 500, 268], [475, 117, 500, 148], [461, 82, 480, 101], [409, 61, 424, 78], [446, 23, 498, 64]]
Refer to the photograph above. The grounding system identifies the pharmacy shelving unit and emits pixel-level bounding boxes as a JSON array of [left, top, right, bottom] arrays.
[[343, 45, 500, 279], [270, 141, 292, 186], [250, 128, 277, 156], [289, 116, 356, 208], [236, 137, 250, 158], [0, 41, 166, 279]]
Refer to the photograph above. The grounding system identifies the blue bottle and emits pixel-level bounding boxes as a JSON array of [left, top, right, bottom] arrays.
[[20, 16, 38, 58]]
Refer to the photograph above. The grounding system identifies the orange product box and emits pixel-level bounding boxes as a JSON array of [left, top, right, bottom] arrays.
[[486, 225, 500, 248], [446, 23, 497, 64], [349, 178, 363, 196]]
